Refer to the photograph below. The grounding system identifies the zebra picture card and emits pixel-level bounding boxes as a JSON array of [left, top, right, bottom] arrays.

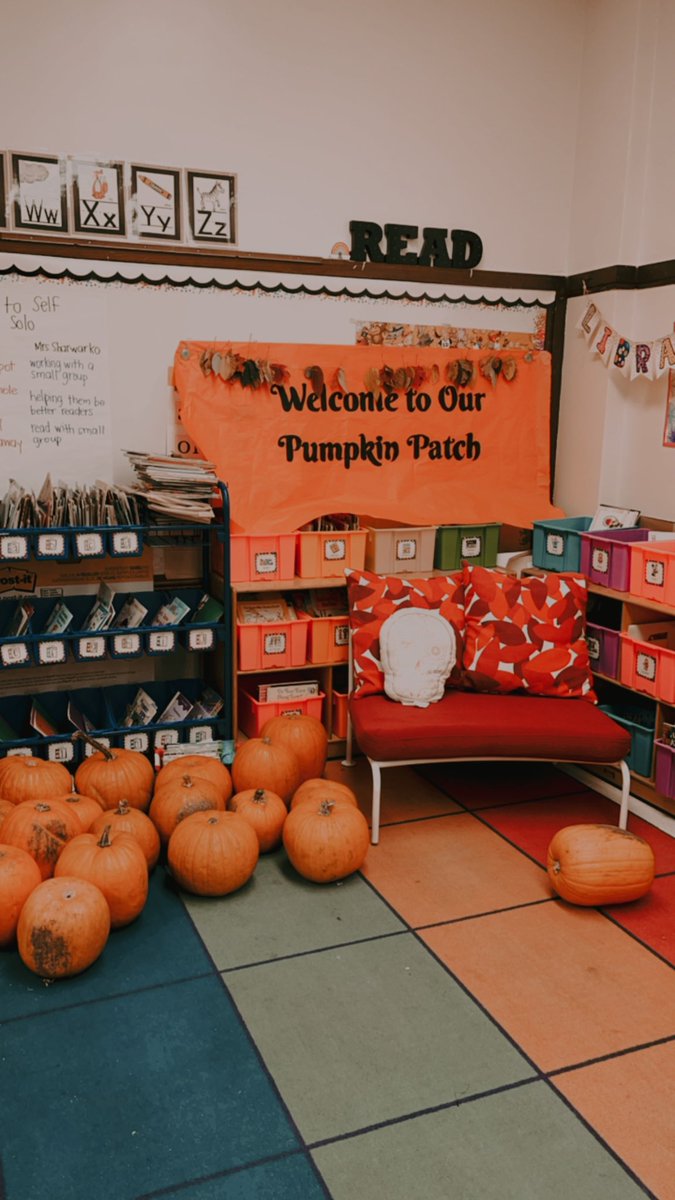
[[186, 169, 236, 244], [129, 163, 182, 241], [10, 152, 69, 234]]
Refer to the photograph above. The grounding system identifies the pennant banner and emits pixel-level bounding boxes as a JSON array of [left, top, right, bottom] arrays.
[[174, 341, 563, 534], [577, 301, 675, 381]]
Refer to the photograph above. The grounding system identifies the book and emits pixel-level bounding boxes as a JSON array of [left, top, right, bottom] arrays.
[[237, 594, 296, 624], [114, 596, 149, 629], [157, 691, 194, 724], [192, 593, 224, 624], [588, 505, 640, 532], [255, 679, 320, 702], [122, 688, 158, 728], [154, 596, 191, 627], [44, 601, 74, 635]]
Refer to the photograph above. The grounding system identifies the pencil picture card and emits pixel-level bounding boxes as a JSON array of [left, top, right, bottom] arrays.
[[71, 158, 126, 237], [10, 151, 69, 233], [186, 169, 236, 244], [130, 164, 181, 240]]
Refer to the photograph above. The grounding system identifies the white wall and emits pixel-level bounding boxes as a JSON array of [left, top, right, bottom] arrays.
[[2, 0, 587, 273]]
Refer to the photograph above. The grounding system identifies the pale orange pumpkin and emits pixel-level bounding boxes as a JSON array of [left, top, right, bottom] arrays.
[[0, 844, 42, 947], [154, 754, 233, 802], [52, 791, 104, 833], [283, 798, 369, 883], [55, 825, 148, 928], [290, 777, 359, 811], [90, 799, 160, 870], [228, 788, 287, 853], [168, 809, 259, 896], [231, 736, 301, 805], [0, 798, 81, 880], [149, 774, 225, 847], [260, 714, 328, 784], [74, 735, 155, 812], [17, 876, 111, 977], [0, 756, 73, 806], [547, 823, 656, 906]]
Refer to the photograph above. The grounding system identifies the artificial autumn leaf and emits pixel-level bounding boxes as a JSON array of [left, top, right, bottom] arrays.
[[270, 363, 289, 384], [430, 364, 440, 385], [336, 367, 348, 391], [305, 365, 324, 393], [219, 352, 237, 382], [365, 367, 381, 391], [199, 349, 213, 375], [502, 358, 518, 382]]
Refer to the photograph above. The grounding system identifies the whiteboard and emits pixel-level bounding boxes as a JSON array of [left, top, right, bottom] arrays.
[[0, 253, 553, 494]]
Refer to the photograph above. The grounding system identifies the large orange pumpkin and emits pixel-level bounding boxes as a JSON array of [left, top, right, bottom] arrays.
[[74, 736, 155, 812], [155, 754, 233, 802], [547, 823, 656, 906], [290, 778, 359, 811], [17, 876, 111, 977], [228, 788, 287, 853], [283, 798, 369, 883], [0, 798, 14, 830], [0, 845, 42, 947], [168, 810, 259, 896], [0, 756, 72, 805], [90, 799, 160, 870], [149, 773, 225, 847], [0, 798, 81, 880], [260, 714, 328, 784], [231, 736, 301, 805], [55, 825, 148, 928]]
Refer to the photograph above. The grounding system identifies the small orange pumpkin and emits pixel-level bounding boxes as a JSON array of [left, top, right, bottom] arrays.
[[290, 778, 359, 811], [0, 798, 81, 880], [155, 754, 233, 802], [17, 876, 111, 977], [260, 714, 328, 784], [168, 809, 259, 896], [74, 734, 155, 812], [283, 798, 369, 883], [231, 736, 301, 805], [547, 823, 656, 906], [53, 791, 104, 833], [0, 756, 73, 805], [90, 799, 160, 870], [55, 825, 148, 928], [0, 845, 42, 947], [228, 788, 287, 852], [149, 774, 225, 847]]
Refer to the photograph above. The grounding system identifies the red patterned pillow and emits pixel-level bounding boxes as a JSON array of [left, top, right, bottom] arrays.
[[346, 568, 466, 697], [461, 566, 596, 700]]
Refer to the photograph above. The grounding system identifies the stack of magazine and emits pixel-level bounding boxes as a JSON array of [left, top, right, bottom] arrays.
[[0, 475, 143, 528], [124, 451, 218, 524]]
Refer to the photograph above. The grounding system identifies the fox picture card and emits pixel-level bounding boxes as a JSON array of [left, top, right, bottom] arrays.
[[10, 152, 68, 233], [71, 158, 126, 237]]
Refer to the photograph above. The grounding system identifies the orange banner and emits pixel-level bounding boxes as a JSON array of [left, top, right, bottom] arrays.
[[173, 342, 563, 533]]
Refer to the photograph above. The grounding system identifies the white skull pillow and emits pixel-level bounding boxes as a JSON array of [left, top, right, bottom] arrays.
[[379, 608, 457, 708]]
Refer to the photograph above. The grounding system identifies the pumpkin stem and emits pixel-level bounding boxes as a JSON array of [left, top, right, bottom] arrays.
[[35, 803, 51, 812], [253, 789, 266, 803], [117, 800, 130, 815], [318, 800, 335, 816], [97, 825, 113, 848], [182, 775, 194, 788], [72, 731, 115, 760], [551, 860, 561, 875]]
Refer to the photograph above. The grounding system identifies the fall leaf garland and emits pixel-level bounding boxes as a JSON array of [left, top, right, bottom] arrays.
[[199, 348, 521, 392]]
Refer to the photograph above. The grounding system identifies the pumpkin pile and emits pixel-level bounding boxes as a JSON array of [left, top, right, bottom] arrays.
[[0, 717, 371, 978]]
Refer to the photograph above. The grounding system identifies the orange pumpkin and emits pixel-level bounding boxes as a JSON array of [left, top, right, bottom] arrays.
[[155, 754, 233, 802], [74, 735, 154, 812], [0, 798, 81, 880], [149, 773, 225, 847], [0, 756, 72, 806], [90, 799, 160, 870], [55, 825, 148, 928], [291, 778, 359, 811], [17, 876, 111, 977], [228, 788, 287, 852], [547, 823, 656, 906], [283, 798, 369, 883], [168, 810, 259, 896], [231, 736, 301, 805], [53, 791, 104, 833], [0, 845, 42, 947], [260, 714, 328, 784], [0, 798, 14, 830]]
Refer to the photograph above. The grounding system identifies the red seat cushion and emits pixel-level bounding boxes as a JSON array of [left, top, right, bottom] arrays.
[[349, 691, 631, 764]]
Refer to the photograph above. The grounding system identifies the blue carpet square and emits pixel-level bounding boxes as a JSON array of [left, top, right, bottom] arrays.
[[0, 974, 300, 1200], [0, 868, 212, 1020]]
